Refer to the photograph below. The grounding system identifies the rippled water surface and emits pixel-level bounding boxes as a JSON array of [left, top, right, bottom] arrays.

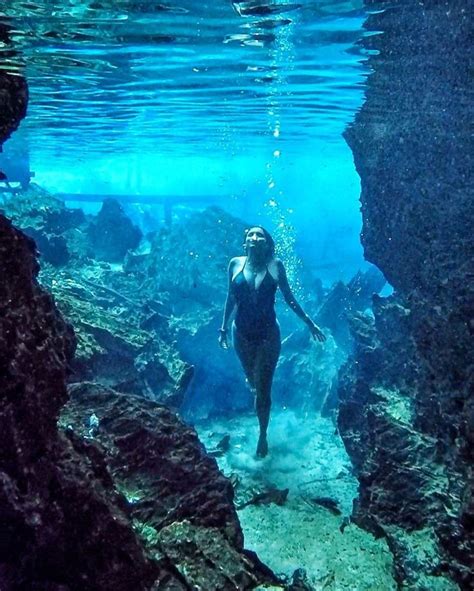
[[1, 0, 373, 159]]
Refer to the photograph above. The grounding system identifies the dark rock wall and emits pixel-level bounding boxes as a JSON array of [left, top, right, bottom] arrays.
[[0, 65, 28, 148], [0, 215, 156, 590], [339, 2, 473, 589]]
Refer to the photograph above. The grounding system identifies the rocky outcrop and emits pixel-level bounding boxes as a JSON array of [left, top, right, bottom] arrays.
[[88, 198, 142, 262], [1, 184, 87, 265], [61, 383, 276, 589], [1, 187, 193, 406], [339, 2, 473, 590], [316, 267, 385, 353], [63, 383, 245, 545], [0, 215, 157, 590], [0, 57, 28, 148]]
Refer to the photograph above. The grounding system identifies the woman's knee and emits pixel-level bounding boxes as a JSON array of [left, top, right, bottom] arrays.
[[255, 391, 271, 411]]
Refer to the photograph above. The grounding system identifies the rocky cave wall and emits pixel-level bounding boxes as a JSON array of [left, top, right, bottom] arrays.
[[338, 2, 473, 590]]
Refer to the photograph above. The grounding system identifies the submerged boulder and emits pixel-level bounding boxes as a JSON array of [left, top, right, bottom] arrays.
[[61, 383, 278, 590], [0, 184, 88, 266], [88, 198, 142, 262]]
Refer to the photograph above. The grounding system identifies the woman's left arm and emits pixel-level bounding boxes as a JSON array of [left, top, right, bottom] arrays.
[[277, 260, 326, 342]]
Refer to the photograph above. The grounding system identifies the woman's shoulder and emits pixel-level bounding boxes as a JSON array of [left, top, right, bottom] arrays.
[[271, 257, 285, 270], [228, 256, 245, 270], [267, 257, 283, 280], [229, 255, 245, 265]]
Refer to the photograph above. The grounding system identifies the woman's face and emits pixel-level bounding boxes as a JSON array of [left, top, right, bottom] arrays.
[[245, 227, 267, 251]]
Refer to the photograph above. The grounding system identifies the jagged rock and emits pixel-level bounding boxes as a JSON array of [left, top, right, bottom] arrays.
[[316, 266, 386, 352], [144, 207, 251, 416], [339, 3, 473, 589], [273, 329, 343, 413], [272, 267, 385, 414], [88, 198, 142, 262], [22, 227, 70, 265], [0, 215, 156, 590], [63, 383, 242, 542], [0, 60, 28, 146], [0, 185, 87, 266], [38, 264, 192, 407], [287, 568, 315, 591], [62, 382, 278, 589], [146, 206, 245, 309], [157, 521, 274, 590], [1, 186, 190, 405]]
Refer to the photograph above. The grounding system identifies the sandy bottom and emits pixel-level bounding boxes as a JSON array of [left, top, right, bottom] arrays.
[[196, 410, 397, 590]]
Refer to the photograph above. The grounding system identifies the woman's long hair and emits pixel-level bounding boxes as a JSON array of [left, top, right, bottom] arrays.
[[243, 226, 275, 262]]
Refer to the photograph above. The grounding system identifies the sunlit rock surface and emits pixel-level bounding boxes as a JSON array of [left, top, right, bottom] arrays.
[[340, 2, 473, 589], [1, 187, 193, 406]]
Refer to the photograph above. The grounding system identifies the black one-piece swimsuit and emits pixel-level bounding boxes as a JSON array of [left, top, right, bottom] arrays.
[[232, 260, 278, 342]]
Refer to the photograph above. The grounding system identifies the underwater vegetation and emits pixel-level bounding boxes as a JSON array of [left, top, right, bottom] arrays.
[[0, 1, 473, 591]]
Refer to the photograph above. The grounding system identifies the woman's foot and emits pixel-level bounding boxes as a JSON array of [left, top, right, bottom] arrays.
[[256, 435, 268, 458]]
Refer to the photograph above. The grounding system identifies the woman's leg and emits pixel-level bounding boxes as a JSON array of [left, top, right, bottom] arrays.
[[254, 323, 281, 457], [232, 322, 257, 391]]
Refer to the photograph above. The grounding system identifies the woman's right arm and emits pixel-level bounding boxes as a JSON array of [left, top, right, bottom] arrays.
[[219, 258, 237, 349]]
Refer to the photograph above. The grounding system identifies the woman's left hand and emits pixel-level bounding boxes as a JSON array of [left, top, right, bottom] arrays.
[[309, 322, 326, 342]]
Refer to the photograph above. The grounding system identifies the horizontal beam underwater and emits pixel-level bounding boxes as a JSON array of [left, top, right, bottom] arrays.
[[56, 193, 227, 225], [55, 193, 225, 204]]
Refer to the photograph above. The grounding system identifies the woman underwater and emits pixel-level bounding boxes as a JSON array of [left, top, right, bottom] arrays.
[[219, 226, 326, 458]]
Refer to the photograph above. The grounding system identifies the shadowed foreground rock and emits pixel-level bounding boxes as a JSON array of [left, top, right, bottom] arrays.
[[339, 2, 473, 590], [0, 215, 156, 590], [62, 383, 276, 589], [0, 65, 27, 146]]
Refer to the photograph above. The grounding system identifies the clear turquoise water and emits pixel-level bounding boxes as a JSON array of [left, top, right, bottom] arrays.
[[1, 0, 377, 282]]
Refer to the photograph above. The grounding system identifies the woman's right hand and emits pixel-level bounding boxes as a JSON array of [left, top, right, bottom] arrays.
[[218, 329, 229, 349]]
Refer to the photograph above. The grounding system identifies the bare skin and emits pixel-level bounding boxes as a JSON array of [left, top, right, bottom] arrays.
[[219, 227, 325, 458]]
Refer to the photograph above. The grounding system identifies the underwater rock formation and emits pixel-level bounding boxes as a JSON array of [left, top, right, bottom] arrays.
[[146, 205, 245, 311], [0, 66, 27, 148], [273, 328, 343, 414], [144, 207, 252, 416], [88, 198, 142, 262], [0, 215, 156, 590], [61, 383, 276, 589], [274, 266, 385, 414], [316, 267, 385, 353], [1, 186, 192, 405], [0, 184, 87, 265], [340, 2, 473, 589]]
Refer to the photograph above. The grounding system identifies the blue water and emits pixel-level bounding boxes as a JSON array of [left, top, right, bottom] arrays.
[[1, 0, 374, 283]]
